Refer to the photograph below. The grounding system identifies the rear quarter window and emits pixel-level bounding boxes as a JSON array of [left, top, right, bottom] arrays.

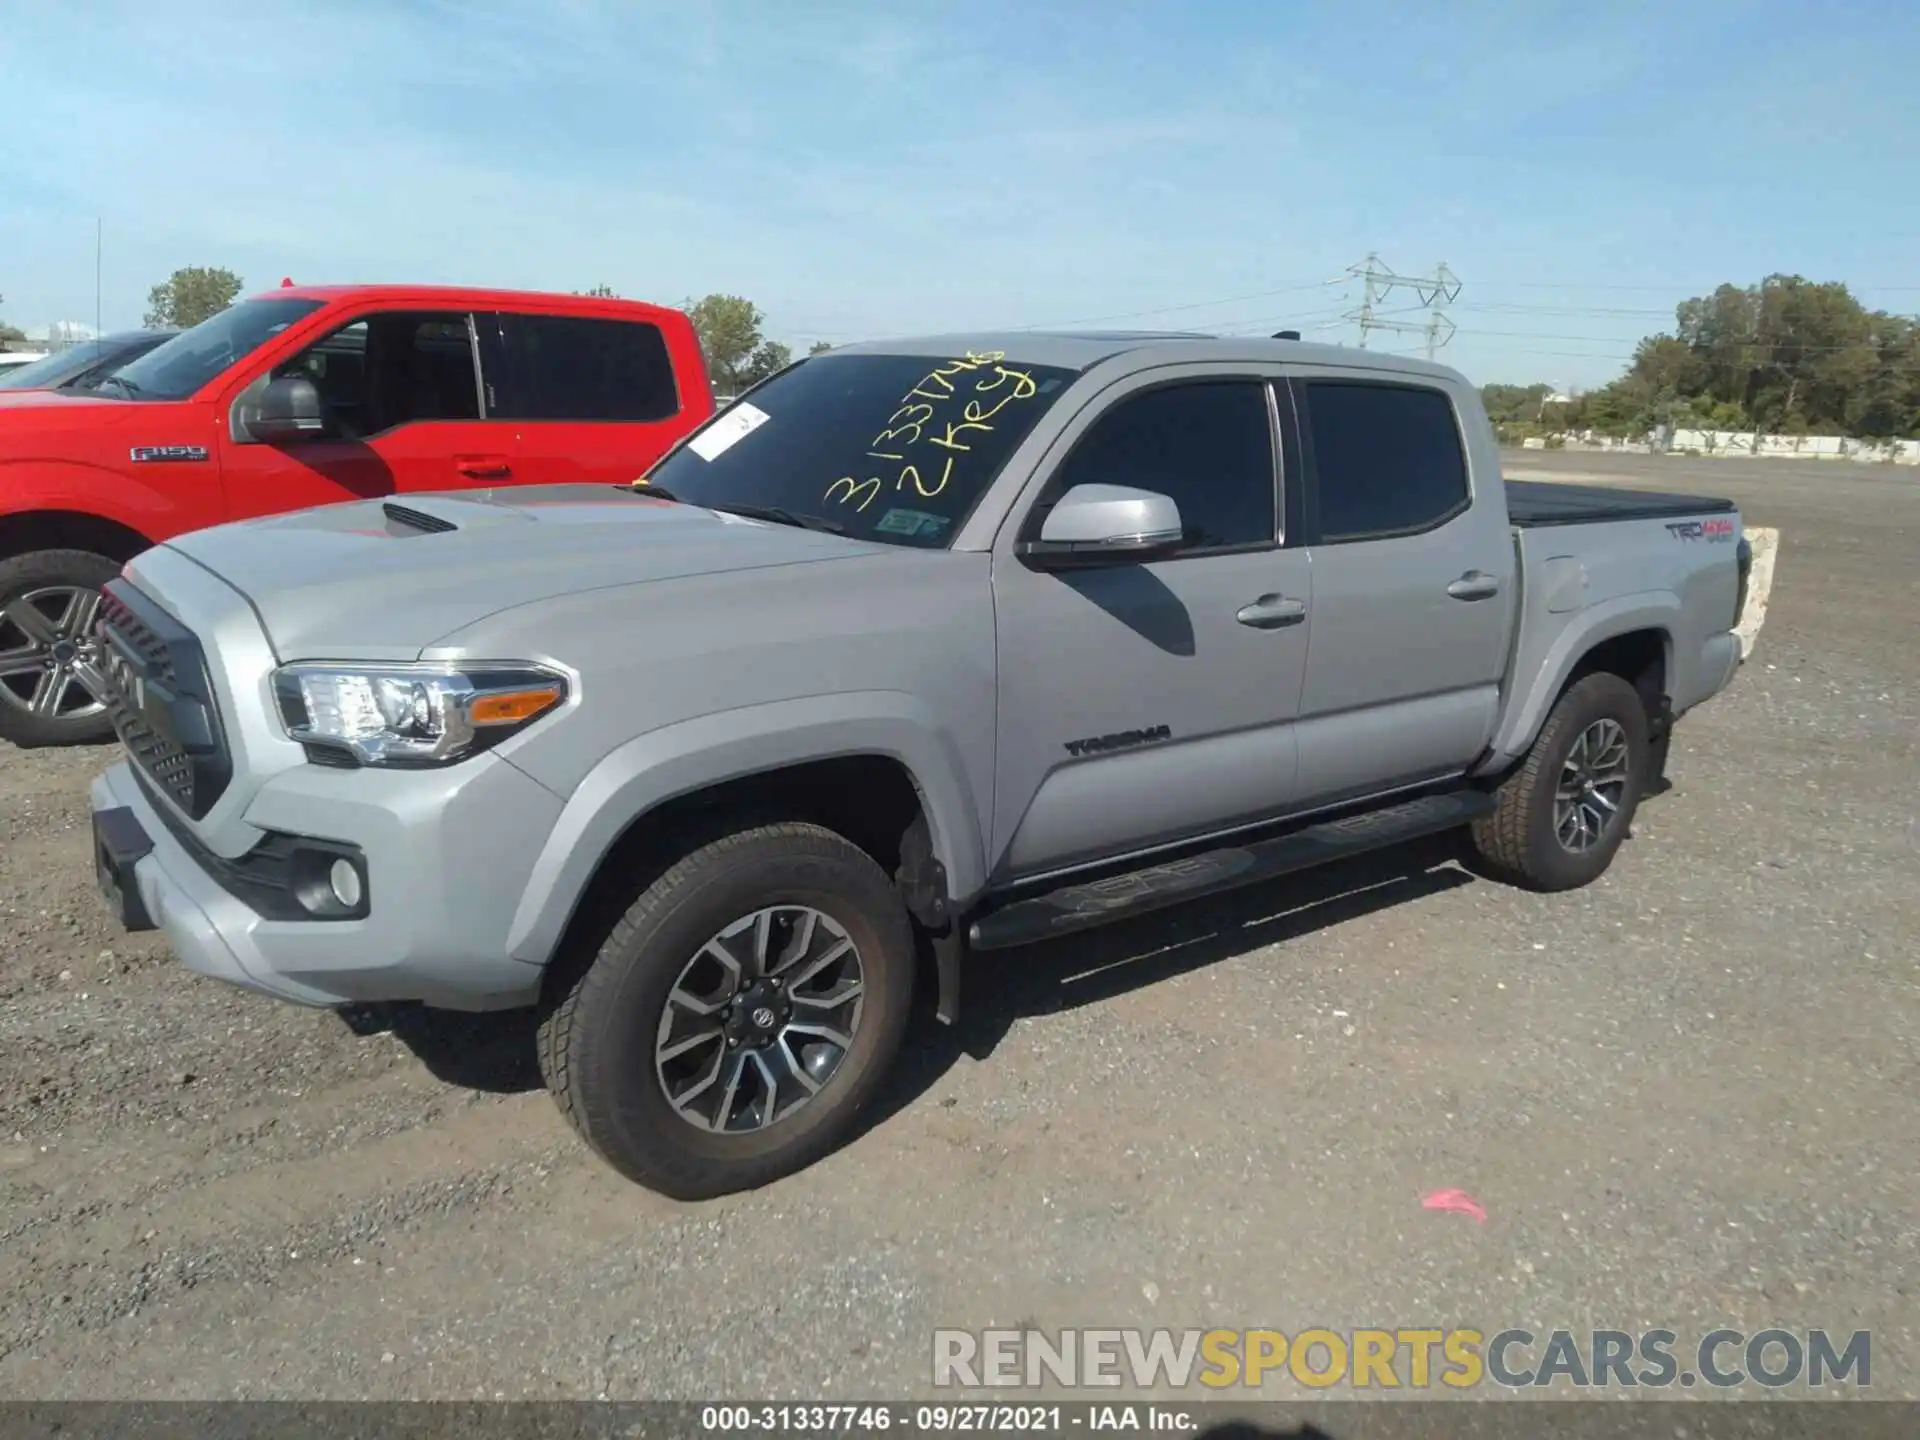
[[491, 313, 680, 423], [1302, 381, 1470, 542]]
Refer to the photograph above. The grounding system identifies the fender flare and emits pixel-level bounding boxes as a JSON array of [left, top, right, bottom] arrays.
[[504, 690, 989, 966], [1475, 592, 1677, 773], [0, 460, 180, 543]]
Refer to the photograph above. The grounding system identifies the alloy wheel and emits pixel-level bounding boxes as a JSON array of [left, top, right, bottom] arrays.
[[654, 905, 867, 1134], [1553, 717, 1631, 853], [0, 586, 105, 724]]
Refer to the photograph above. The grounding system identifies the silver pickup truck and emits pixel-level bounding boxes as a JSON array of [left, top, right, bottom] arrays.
[[80, 332, 1769, 1198]]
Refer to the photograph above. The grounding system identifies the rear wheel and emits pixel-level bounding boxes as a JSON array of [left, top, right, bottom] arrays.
[[538, 821, 914, 1200], [0, 550, 120, 749], [1471, 672, 1650, 891]]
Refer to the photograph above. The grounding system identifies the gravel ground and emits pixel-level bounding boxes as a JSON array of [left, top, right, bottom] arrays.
[[0, 450, 1914, 1405]]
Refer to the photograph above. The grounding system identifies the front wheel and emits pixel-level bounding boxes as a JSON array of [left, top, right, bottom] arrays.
[[1471, 672, 1650, 891], [538, 822, 915, 1200], [0, 549, 121, 749]]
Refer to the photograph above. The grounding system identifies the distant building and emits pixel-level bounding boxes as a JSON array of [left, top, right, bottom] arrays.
[[29, 321, 102, 352]]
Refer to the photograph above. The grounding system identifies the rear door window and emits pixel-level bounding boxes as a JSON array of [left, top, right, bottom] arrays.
[[486, 313, 680, 423], [1300, 381, 1470, 542]]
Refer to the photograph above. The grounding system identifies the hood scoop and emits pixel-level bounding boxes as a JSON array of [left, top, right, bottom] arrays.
[[381, 501, 459, 536]]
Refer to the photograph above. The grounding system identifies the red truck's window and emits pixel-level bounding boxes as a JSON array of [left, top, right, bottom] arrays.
[[105, 297, 323, 401], [267, 311, 480, 438], [488, 314, 679, 423]]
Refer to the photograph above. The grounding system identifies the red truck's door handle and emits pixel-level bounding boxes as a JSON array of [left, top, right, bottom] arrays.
[[1447, 570, 1501, 601], [455, 455, 513, 480]]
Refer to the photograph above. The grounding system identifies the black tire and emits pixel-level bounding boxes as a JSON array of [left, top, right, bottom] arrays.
[[0, 549, 121, 749], [1471, 671, 1650, 892], [537, 821, 915, 1200]]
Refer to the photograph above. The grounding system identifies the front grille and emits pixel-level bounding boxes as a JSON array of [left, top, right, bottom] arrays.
[[96, 589, 175, 686], [89, 581, 231, 819]]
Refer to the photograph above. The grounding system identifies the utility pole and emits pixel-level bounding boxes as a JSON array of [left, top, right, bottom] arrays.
[[1342, 254, 1460, 357]]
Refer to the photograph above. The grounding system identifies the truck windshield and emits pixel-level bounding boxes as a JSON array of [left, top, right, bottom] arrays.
[[0, 345, 107, 390], [102, 297, 325, 401], [643, 350, 1081, 548]]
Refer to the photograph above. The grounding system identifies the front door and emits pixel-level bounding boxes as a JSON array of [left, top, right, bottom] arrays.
[[219, 309, 517, 518], [476, 310, 697, 486], [1289, 375, 1516, 805], [990, 374, 1312, 881]]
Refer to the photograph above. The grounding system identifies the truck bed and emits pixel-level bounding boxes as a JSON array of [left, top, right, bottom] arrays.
[[1505, 479, 1736, 529]]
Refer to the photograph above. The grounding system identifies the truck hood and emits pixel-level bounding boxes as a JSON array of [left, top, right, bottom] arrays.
[[151, 485, 878, 658], [0, 389, 126, 412]]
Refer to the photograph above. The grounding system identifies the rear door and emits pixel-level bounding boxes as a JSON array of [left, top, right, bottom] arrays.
[[1288, 374, 1514, 805], [220, 308, 514, 514], [477, 310, 690, 486]]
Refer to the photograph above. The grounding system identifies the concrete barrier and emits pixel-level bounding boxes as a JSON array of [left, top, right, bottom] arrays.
[[1736, 527, 1780, 662]]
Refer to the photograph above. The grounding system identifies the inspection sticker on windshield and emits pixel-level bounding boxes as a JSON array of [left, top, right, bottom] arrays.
[[688, 402, 771, 461], [874, 507, 951, 540]]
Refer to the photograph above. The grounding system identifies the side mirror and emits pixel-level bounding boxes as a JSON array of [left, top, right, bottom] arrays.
[[1015, 483, 1184, 570], [247, 375, 328, 444]]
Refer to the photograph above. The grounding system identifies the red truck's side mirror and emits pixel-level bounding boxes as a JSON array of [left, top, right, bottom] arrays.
[[245, 375, 328, 445]]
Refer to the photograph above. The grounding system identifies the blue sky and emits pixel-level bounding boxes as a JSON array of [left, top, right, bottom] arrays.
[[4, 0, 1917, 389]]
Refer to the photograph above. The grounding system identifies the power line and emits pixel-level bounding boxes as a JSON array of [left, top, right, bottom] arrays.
[[1451, 326, 1901, 352], [1468, 278, 1920, 293], [1450, 300, 1677, 317], [1018, 277, 1346, 331]]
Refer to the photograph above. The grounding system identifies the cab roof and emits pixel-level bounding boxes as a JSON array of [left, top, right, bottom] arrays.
[[825, 328, 1468, 384], [247, 284, 688, 320]]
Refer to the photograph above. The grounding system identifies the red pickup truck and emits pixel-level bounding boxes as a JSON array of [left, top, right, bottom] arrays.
[[0, 284, 714, 747]]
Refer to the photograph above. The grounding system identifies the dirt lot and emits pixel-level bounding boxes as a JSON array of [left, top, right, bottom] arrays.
[[1, 450, 1915, 1403]]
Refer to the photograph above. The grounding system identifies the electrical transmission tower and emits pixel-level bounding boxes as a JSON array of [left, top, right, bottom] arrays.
[[1342, 253, 1461, 357]]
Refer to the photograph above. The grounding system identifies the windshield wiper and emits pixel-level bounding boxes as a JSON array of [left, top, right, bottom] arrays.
[[705, 503, 846, 534], [619, 481, 683, 500], [96, 374, 144, 399]]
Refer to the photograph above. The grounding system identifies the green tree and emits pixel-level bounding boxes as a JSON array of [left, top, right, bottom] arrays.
[[808, 340, 834, 356], [0, 292, 24, 346], [576, 283, 618, 297], [744, 340, 792, 385], [144, 266, 243, 328], [1533, 274, 1920, 444], [683, 293, 794, 393]]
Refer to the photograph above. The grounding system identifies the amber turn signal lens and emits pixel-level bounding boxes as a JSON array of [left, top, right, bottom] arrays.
[[469, 686, 563, 727]]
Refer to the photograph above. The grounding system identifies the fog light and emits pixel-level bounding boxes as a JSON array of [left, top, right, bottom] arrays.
[[328, 857, 364, 909]]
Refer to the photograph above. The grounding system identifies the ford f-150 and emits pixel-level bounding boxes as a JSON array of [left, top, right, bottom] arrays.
[[0, 284, 712, 747]]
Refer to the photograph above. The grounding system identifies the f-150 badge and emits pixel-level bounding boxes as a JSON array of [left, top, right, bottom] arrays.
[[129, 445, 210, 463]]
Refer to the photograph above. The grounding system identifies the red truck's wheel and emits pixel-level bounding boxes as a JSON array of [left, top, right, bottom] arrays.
[[1471, 671, 1651, 891], [538, 821, 915, 1199], [0, 550, 120, 749]]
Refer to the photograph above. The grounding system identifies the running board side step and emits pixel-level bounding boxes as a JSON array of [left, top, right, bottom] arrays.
[[968, 790, 1495, 952]]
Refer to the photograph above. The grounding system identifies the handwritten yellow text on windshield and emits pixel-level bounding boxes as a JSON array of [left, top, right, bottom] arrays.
[[824, 351, 1043, 513]]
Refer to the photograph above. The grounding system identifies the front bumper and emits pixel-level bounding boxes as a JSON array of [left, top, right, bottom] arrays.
[[89, 754, 563, 1012]]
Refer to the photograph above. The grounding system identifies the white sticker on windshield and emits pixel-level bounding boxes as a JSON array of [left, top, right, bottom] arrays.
[[688, 402, 771, 461]]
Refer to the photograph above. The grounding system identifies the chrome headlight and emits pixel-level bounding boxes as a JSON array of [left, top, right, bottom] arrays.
[[271, 662, 567, 767]]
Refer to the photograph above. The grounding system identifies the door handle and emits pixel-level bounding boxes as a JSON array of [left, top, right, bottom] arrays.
[[1446, 570, 1501, 601], [455, 455, 513, 480], [1236, 594, 1308, 629]]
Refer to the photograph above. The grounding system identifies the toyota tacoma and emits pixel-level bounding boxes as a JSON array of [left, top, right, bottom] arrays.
[[80, 332, 1772, 1198]]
